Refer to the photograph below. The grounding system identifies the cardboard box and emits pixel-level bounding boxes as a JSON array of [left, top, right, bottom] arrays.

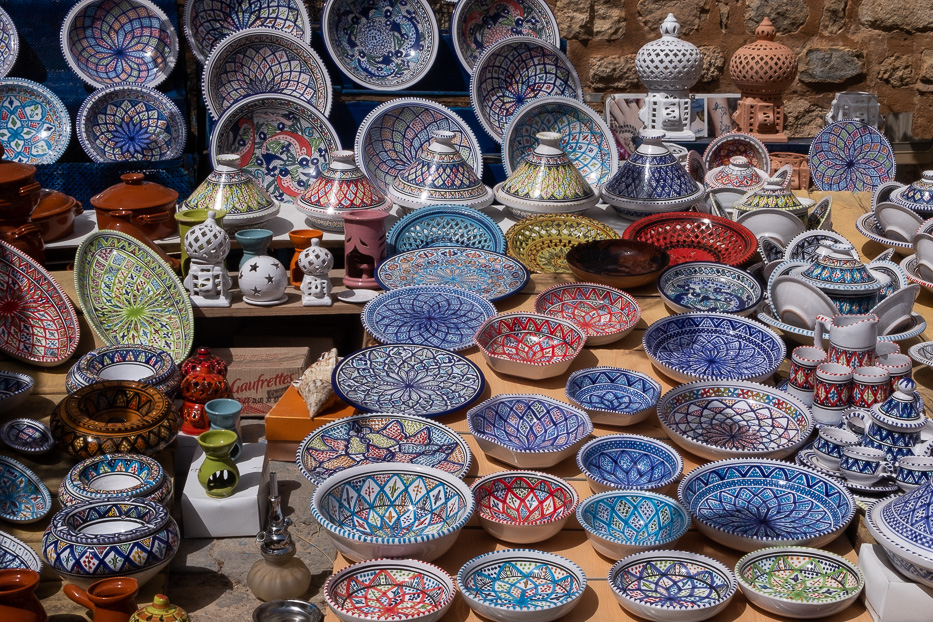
[[265, 385, 355, 445], [860, 543, 933, 622], [211, 348, 311, 417]]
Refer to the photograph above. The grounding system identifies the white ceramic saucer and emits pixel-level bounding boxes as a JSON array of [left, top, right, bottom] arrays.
[[337, 289, 380, 304]]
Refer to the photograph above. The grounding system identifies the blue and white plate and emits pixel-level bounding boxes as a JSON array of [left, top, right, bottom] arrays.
[[0, 78, 71, 165], [0, 455, 51, 523], [0, 7, 19, 78], [576, 434, 683, 493], [810, 120, 895, 192], [451, 0, 559, 73], [657, 261, 763, 316], [0, 530, 41, 571], [387, 205, 506, 256], [77, 85, 185, 162]]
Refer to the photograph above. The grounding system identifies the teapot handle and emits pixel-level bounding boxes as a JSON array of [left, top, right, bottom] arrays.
[[63, 584, 93, 610], [813, 314, 832, 352]]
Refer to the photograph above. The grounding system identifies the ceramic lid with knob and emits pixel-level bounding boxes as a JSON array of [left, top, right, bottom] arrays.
[[130, 594, 189, 622], [0, 150, 37, 187], [705, 156, 768, 190], [296, 149, 392, 214], [182, 154, 279, 226], [798, 241, 881, 295], [872, 378, 925, 428], [91, 173, 179, 212], [891, 171, 933, 213], [733, 177, 809, 214], [635, 13, 702, 92], [867, 478, 933, 572]]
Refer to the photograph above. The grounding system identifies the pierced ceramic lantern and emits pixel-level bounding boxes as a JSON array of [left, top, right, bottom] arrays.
[[297, 238, 334, 307], [181, 154, 280, 231], [238, 255, 289, 306], [729, 18, 797, 143], [183, 210, 232, 308], [635, 13, 703, 140], [296, 150, 391, 232]]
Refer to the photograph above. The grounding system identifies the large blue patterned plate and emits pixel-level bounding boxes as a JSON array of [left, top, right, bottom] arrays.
[[470, 36, 583, 141], [451, 0, 559, 73], [387, 205, 506, 256], [361, 286, 496, 351], [376, 247, 530, 301], [61, 0, 178, 89], [77, 85, 185, 163], [809, 120, 895, 192], [184, 0, 311, 64], [0, 455, 51, 523], [503, 95, 617, 187], [576, 434, 683, 494], [0, 78, 71, 165], [323, 0, 439, 91], [0, 8, 19, 78], [332, 344, 485, 418], [202, 28, 332, 119], [0, 530, 41, 571]]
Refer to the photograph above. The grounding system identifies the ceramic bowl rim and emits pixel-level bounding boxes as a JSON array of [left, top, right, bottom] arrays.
[[657, 261, 763, 315], [0, 77, 72, 165], [703, 131, 771, 173], [735, 546, 865, 606], [386, 205, 507, 256], [575, 434, 683, 491], [577, 490, 690, 547], [908, 339, 933, 366], [0, 418, 53, 454], [0, 455, 51, 522], [564, 366, 661, 417], [0, 371, 34, 401], [470, 470, 579, 527], [71, 344, 178, 387], [467, 393, 594, 455], [866, 493, 933, 569], [902, 255, 933, 289], [621, 211, 758, 267], [47, 497, 170, 546], [58, 379, 174, 433], [0, 530, 42, 572], [63, 453, 165, 501], [565, 239, 671, 280], [0, 7, 19, 78], [534, 282, 641, 339], [474, 312, 587, 367], [784, 229, 854, 262]]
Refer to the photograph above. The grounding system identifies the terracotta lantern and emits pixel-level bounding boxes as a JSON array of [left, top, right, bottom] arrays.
[[729, 18, 798, 143]]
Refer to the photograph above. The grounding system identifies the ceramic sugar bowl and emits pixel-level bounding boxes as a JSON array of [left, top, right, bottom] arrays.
[[866, 479, 933, 587], [131, 594, 189, 622], [889, 170, 933, 217], [732, 177, 814, 221], [797, 242, 883, 314], [296, 150, 391, 232], [182, 154, 280, 231], [704, 156, 768, 212], [847, 379, 928, 462]]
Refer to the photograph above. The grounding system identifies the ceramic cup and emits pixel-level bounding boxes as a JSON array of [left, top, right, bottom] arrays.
[[205, 398, 243, 461], [895, 455, 933, 492], [840, 446, 895, 486], [878, 353, 912, 392], [852, 365, 891, 409], [787, 345, 827, 407], [811, 362, 854, 426], [875, 341, 901, 361], [813, 427, 863, 471]]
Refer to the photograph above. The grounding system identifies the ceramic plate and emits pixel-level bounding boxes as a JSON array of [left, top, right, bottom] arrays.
[[810, 120, 895, 191], [0, 455, 51, 523], [0, 419, 54, 455], [211, 94, 341, 203], [451, 0, 559, 73], [909, 341, 933, 367], [61, 0, 178, 88], [376, 247, 530, 301], [0, 8, 18, 78], [505, 214, 620, 274], [0, 530, 41, 571], [355, 98, 483, 195], [503, 95, 617, 187], [184, 0, 311, 64], [333, 344, 485, 417], [0, 78, 71, 164], [76, 85, 185, 163], [74, 231, 193, 363], [0, 241, 80, 366], [322, 0, 439, 90], [202, 28, 331, 119], [386, 205, 506, 256], [856, 213, 913, 251], [703, 132, 770, 172], [901, 255, 933, 292], [470, 36, 583, 141]]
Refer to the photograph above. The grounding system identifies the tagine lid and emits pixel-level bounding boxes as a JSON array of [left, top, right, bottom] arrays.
[[0, 150, 37, 185], [705, 156, 768, 190], [873, 378, 925, 426], [389, 130, 493, 206], [602, 130, 705, 205], [297, 150, 392, 213], [497, 132, 597, 208], [733, 177, 805, 212], [892, 170, 933, 210], [729, 18, 798, 95], [798, 241, 881, 294], [91, 172, 179, 212], [635, 13, 702, 92], [870, 477, 933, 565], [182, 154, 278, 220]]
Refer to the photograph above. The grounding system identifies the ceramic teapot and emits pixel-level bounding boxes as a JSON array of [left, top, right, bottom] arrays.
[[847, 379, 932, 462], [798, 242, 882, 314]]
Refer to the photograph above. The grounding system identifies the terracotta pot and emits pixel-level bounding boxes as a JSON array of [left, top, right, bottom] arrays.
[[64, 577, 138, 622], [32, 189, 82, 241], [106, 210, 181, 272], [0, 154, 41, 220], [288, 229, 323, 286], [92, 173, 178, 241], [0, 569, 46, 622], [0, 223, 45, 265], [770, 152, 810, 190]]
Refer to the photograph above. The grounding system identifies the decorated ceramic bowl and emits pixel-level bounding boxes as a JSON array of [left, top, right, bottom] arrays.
[[386, 205, 506, 256], [576, 434, 683, 494], [678, 459, 856, 552], [0, 418, 54, 456], [0, 7, 18, 79], [657, 262, 763, 316], [505, 213, 619, 274], [311, 463, 474, 562], [66, 344, 181, 397], [0, 455, 51, 523], [534, 283, 640, 346], [784, 229, 853, 263], [901, 255, 933, 293], [59, 453, 171, 507], [474, 313, 586, 380], [0, 530, 42, 572], [566, 239, 670, 288], [471, 471, 578, 544], [467, 394, 593, 469], [0, 78, 71, 165], [857, 213, 914, 253], [577, 491, 690, 560], [0, 371, 33, 413], [622, 212, 757, 267], [565, 367, 661, 426], [865, 481, 933, 587], [42, 498, 179, 587], [325, 558, 455, 622], [457, 549, 586, 622], [451, 0, 559, 74], [703, 131, 771, 172]]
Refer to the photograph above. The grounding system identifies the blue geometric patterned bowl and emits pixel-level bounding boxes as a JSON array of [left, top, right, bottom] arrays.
[[0, 530, 42, 572], [0, 78, 72, 165], [576, 434, 683, 494], [657, 261, 763, 316], [66, 344, 181, 397], [311, 463, 474, 562], [0, 371, 33, 414], [468, 394, 593, 469], [0, 418, 54, 456], [0, 455, 51, 523], [577, 490, 690, 560], [564, 367, 661, 426], [386, 205, 506, 256], [59, 453, 171, 507], [678, 459, 856, 552]]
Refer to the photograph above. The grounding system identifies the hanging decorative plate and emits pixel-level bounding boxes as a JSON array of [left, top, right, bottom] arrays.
[[74, 231, 193, 363], [505, 214, 619, 274], [61, 0, 179, 89], [470, 36, 583, 141], [0, 78, 71, 165], [183, 0, 311, 64], [386, 205, 506, 255], [322, 0, 439, 90], [809, 120, 895, 192], [376, 247, 530, 301], [451, 0, 559, 74], [0, 8, 18, 78], [332, 344, 485, 418], [76, 85, 186, 163], [210, 94, 341, 203], [355, 98, 483, 195], [202, 28, 332, 119], [702, 132, 770, 172], [0, 241, 79, 366], [503, 96, 617, 187], [0, 530, 42, 571], [0, 455, 51, 523], [856, 212, 914, 252]]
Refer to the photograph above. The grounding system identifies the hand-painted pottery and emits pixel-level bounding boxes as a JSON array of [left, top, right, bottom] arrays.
[[757, 304, 926, 345], [202, 28, 331, 119], [0, 419, 53, 456], [61, 0, 178, 88], [332, 344, 484, 418], [0, 531, 41, 572], [51, 380, 180, 459], [643, 312, 785, 383], [183, 0, 311, 64], [657, 261, 763, 316], [564, 367, 661, 426], [875, 201, 924, 243], [704, 156, 768, 192], [735, 546, 864, 618], [0, 456, 51, 523], [297, 150, 390, 232], [797, 242, 882, 315], [505, 213, 619, 274], [376, 247, 529, 301], [502, 96, 616, 187], [474, 313, 586, 380], [609, 550, 737, 622], [621, 212, 757, 267], [470, 36, 583, 141], [736, 208, 805, 247], [66, 345, 181, 397], [471, 471, 577, 544], [902, 255, 933, 292], [809, 120, 895, 192], [451, 0, 559, 73], [847, 379, 927, 462], [784, 229, 853, 263], [74, 231, 193, 362], [42, 498, 179, 587], [311, 463, 474, 562], [467, 394, 592, 468], [576, 434, 683, 494], [732, 178, 814, 221], [182, 154, 279, 230], [0, 372, 32, 414], [889, 170, 933, 217], [0, 8, 18, 79], [866, 480, 933, 587], [322, 0, 439, 90], [703, 131, 771, 172], [457, 550, 586, 622], [657, 380, 813, 461], [533, 283, 640, 346], [577, 491, 690, 560], [909, 340, 933, 367], [59, 454, 170, 508], [566, 239, 670, 289], [0, 79, 71, 165], [808, 195, 834, 231], [355, 98, 483, 195], [0, 241, 79, 366], [678, 459, 855, 552], [324, 558, 455, 622], [386, 205, 506, 256]]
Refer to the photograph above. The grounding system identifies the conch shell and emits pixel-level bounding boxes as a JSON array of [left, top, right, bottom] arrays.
[[295, 348, 338, 418]]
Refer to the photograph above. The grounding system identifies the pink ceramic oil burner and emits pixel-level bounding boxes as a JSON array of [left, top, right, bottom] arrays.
[[342, 210, 389, 289]]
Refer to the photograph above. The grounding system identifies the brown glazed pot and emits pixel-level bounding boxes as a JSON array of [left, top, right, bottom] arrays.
[[92, 173, 178, 240], [64, 577, 138, 622], [106, 210, 181, 272], [0, 569, 46, 622], [32, 189, 83, 241], [0, 222, 45, 265], [0, 155, 41, 220]]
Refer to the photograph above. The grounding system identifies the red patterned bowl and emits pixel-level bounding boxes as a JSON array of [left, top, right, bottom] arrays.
[[474, 312, 586, 380], [534, 283, 641, 346], [622, 212, 757, 267], [471, 470, 579, 544]]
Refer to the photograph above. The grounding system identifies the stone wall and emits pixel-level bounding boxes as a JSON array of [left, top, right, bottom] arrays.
[[554, 0, 933, 139]]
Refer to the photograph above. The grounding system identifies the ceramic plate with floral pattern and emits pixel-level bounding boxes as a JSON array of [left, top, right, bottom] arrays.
[[0, 7, 18, 78], [451, 0, 559, 73], [0, 78, 71, 165], [809, 120, 895, 192]]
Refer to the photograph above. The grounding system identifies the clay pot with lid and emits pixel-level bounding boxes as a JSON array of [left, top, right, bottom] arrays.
[[0, 222, 45, 265], [32, 189, 83, 241], [0, 154, 41, 220], [106, 210, 181, 272], [92, 173, 178, 241]]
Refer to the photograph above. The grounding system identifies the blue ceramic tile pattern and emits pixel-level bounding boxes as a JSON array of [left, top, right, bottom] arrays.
[[460, 551, 585, 610], [879, 482, 933, 549], [579, 491, 689, 546], [565, 368, 661, 416], [0, 78, 71, 164], [469, 395, 591, 453], [577, 436, 681, 490], [809, 120, 895, 192], [0, 456, 50, 522], [386, 205, 506, 256], [0, 531, 40, 571]]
